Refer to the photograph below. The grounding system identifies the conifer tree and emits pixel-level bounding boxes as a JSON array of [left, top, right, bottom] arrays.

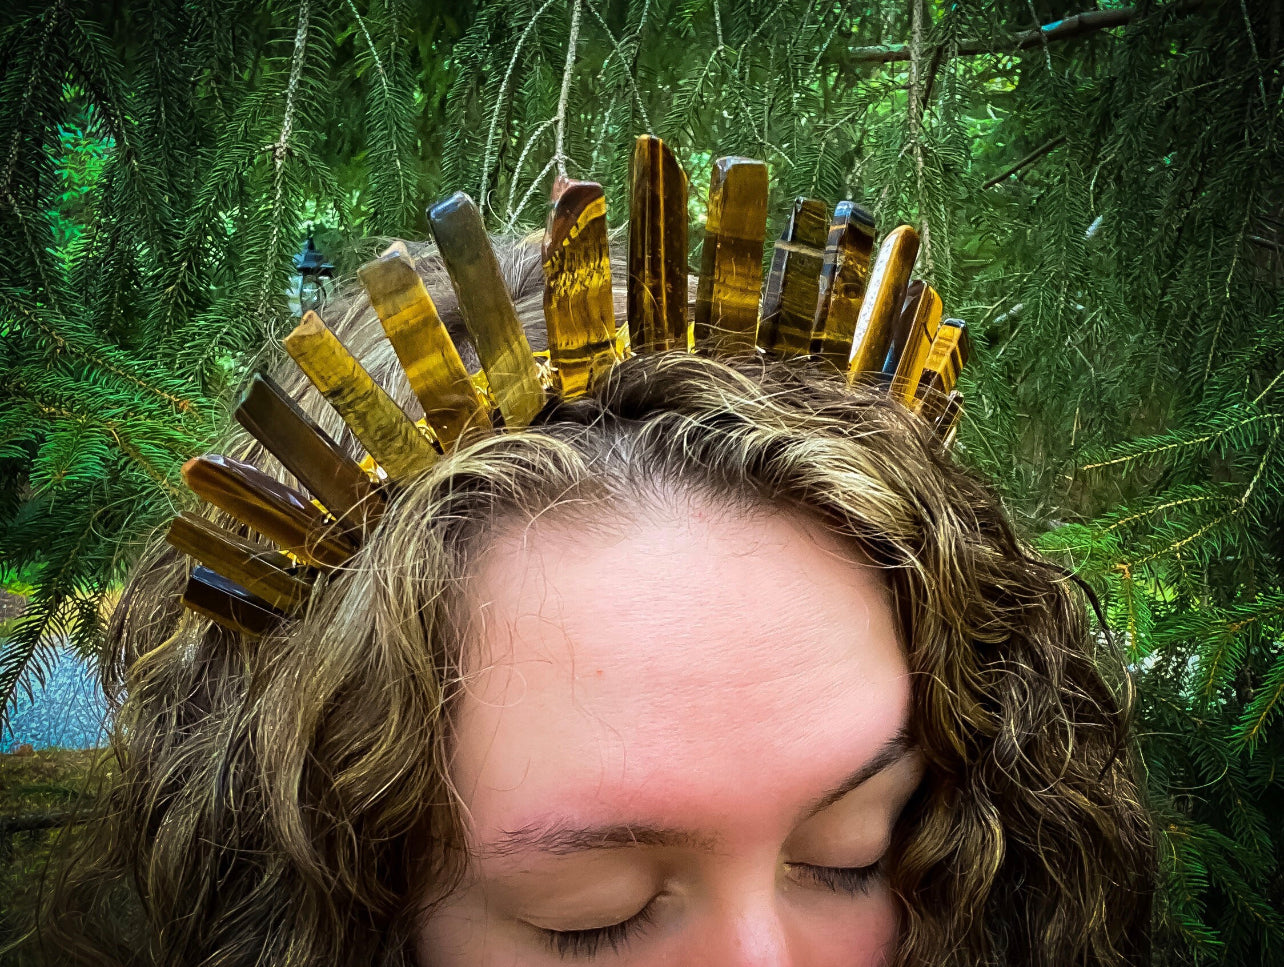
[[1, 0, 1281, 960]]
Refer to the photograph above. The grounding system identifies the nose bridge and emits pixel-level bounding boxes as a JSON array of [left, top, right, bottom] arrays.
[[703, 880, 796, 967]]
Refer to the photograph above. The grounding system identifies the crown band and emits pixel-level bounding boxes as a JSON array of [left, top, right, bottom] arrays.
[[166, 134, 972, 635]]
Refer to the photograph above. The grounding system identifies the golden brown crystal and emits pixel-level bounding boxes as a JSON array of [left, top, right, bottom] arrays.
[[628, 135, 689, 354], [811, 201, 876, 370], [694, 157, 769, 353], [283, 311, 438, 481], [182, 454, 357, 569], [234, 372, 382, 528], [166, 511, 312, 614], [182, 565, 282, 637], [847, 225, 920, 380], [543, 179, 620, 397], [358, 251, 490, 448], [913, 318, 972, 422], [888, 280, 943, 404], [427, 192, 546, 428], [759, 197, 829, 357]]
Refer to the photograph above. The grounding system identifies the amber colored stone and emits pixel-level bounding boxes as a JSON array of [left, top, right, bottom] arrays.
[[887, 280, 943, 404], [847, 225, 920, 380], [811, 202, 877, 370], [878, 279, 923, 386], [913, 318, 972, 422], [627, 135, 689, 354], [166, 511, 312, 614], [358, 251, 491, 448], [182, 565, 282, 637], [694, 157, 769, 353], [235, 372, 382, 528], [426, 192, 546, 428], [542, 179, 621, 397], [283, 312, 438, 481], [182, 454, 358, 569], [758, 197, 829, 357]]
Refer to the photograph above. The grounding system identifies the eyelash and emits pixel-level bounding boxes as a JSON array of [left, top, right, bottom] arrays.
[[792, 860, 883, 896], [538, 862, 882, 959], [541, 903, 658, 959]]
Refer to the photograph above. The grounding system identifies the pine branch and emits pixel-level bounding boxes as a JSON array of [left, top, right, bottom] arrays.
[[255, 0, 311, 324], [842, 4, 1202, 64], [983, 135, 1067, 188], [346, 0, 417, 232], [0, 1, 67, 205], [3, 291, 201, 415], [0, 2, 1279, 958], [583, 1, 651, 130], [553, 0, 581, 179], [0, 506, 102, 724], [477, 0, 563, 210]]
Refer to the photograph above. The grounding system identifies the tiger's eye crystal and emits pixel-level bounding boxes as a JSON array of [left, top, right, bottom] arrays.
[[886, 280, 943, 404], [234, 372, 381, 528], [848, 225, 920, 380], [628, 135, 689, 354], [811, 201, 876, 370], [427, 192, 546, 428], [758, 197, 829, 357], [283, 312, 438, 481], [182, 454, 357, 569], [183, 565, 283, 637], [166, 511, 312, 614], [543, 178, 620, 397], [913, 318, 972, 422], [878, 279, 923, 388], [694, 157, 769, 353], [358, 251, 491, 448]]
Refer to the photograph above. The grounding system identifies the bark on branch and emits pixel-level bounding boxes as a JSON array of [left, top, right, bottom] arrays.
[[0, 810, 83, 835], [984, 135, 1068, 188], [846, 6, 1140, 64]]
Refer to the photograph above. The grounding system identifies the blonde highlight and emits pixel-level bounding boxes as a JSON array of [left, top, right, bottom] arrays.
[[28, 236, 1155, 967]]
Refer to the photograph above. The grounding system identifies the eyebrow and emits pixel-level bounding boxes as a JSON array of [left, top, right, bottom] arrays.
[[485, 725, 913, 858], [796, 723, 913, 820]]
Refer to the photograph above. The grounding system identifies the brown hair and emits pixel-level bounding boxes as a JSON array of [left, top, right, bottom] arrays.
[[27, 236, 1155, 967]]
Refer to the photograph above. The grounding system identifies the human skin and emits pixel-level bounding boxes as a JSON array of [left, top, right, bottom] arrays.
[[417, 496, 925, 966]]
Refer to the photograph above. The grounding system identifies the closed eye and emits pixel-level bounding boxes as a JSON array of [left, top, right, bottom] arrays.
[[790, 861, 882, 896], [538, 901, 658, 959], [536, 863, 882, 959]]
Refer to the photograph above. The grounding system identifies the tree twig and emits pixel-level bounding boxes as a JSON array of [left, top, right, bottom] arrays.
[[1026, 0, 1054, 71], [909, 0, 933, 275], [583, 2, 651, 130], [256, 0, 310, 321], [846, 6, 1147, 64], [554, 0, 582, 180], [477, 0, 561, 206], [918, 43, 945, 113], [983, 135, 1067, 188], [0, 810, 85, 836]]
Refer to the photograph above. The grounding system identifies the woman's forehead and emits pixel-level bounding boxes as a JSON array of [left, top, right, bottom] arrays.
[[452, 502, 912, 835]]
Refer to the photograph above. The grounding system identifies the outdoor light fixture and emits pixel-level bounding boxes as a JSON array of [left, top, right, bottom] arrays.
[[293, 235, 334, 314]]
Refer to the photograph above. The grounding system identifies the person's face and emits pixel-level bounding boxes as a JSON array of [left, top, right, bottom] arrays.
[[417, 497, 923, 966]]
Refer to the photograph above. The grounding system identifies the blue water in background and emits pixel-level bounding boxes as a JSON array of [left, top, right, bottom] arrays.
[[3, 645, 107, 750]]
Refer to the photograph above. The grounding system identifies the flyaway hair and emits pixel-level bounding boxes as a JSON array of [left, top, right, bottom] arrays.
[[24, 144, 1152, 966]]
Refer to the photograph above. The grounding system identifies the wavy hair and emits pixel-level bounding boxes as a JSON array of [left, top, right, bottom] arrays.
[[27, 236, 1155, 967]]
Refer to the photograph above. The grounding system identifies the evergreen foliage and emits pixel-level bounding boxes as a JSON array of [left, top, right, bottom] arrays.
[[1, 0, 1281, 961]]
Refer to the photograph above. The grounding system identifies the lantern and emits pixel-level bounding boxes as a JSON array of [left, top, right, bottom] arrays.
[[293, 236, 334, 314]]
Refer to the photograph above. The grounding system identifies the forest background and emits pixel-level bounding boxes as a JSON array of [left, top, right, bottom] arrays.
[[1, 0, 1282, 962]]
